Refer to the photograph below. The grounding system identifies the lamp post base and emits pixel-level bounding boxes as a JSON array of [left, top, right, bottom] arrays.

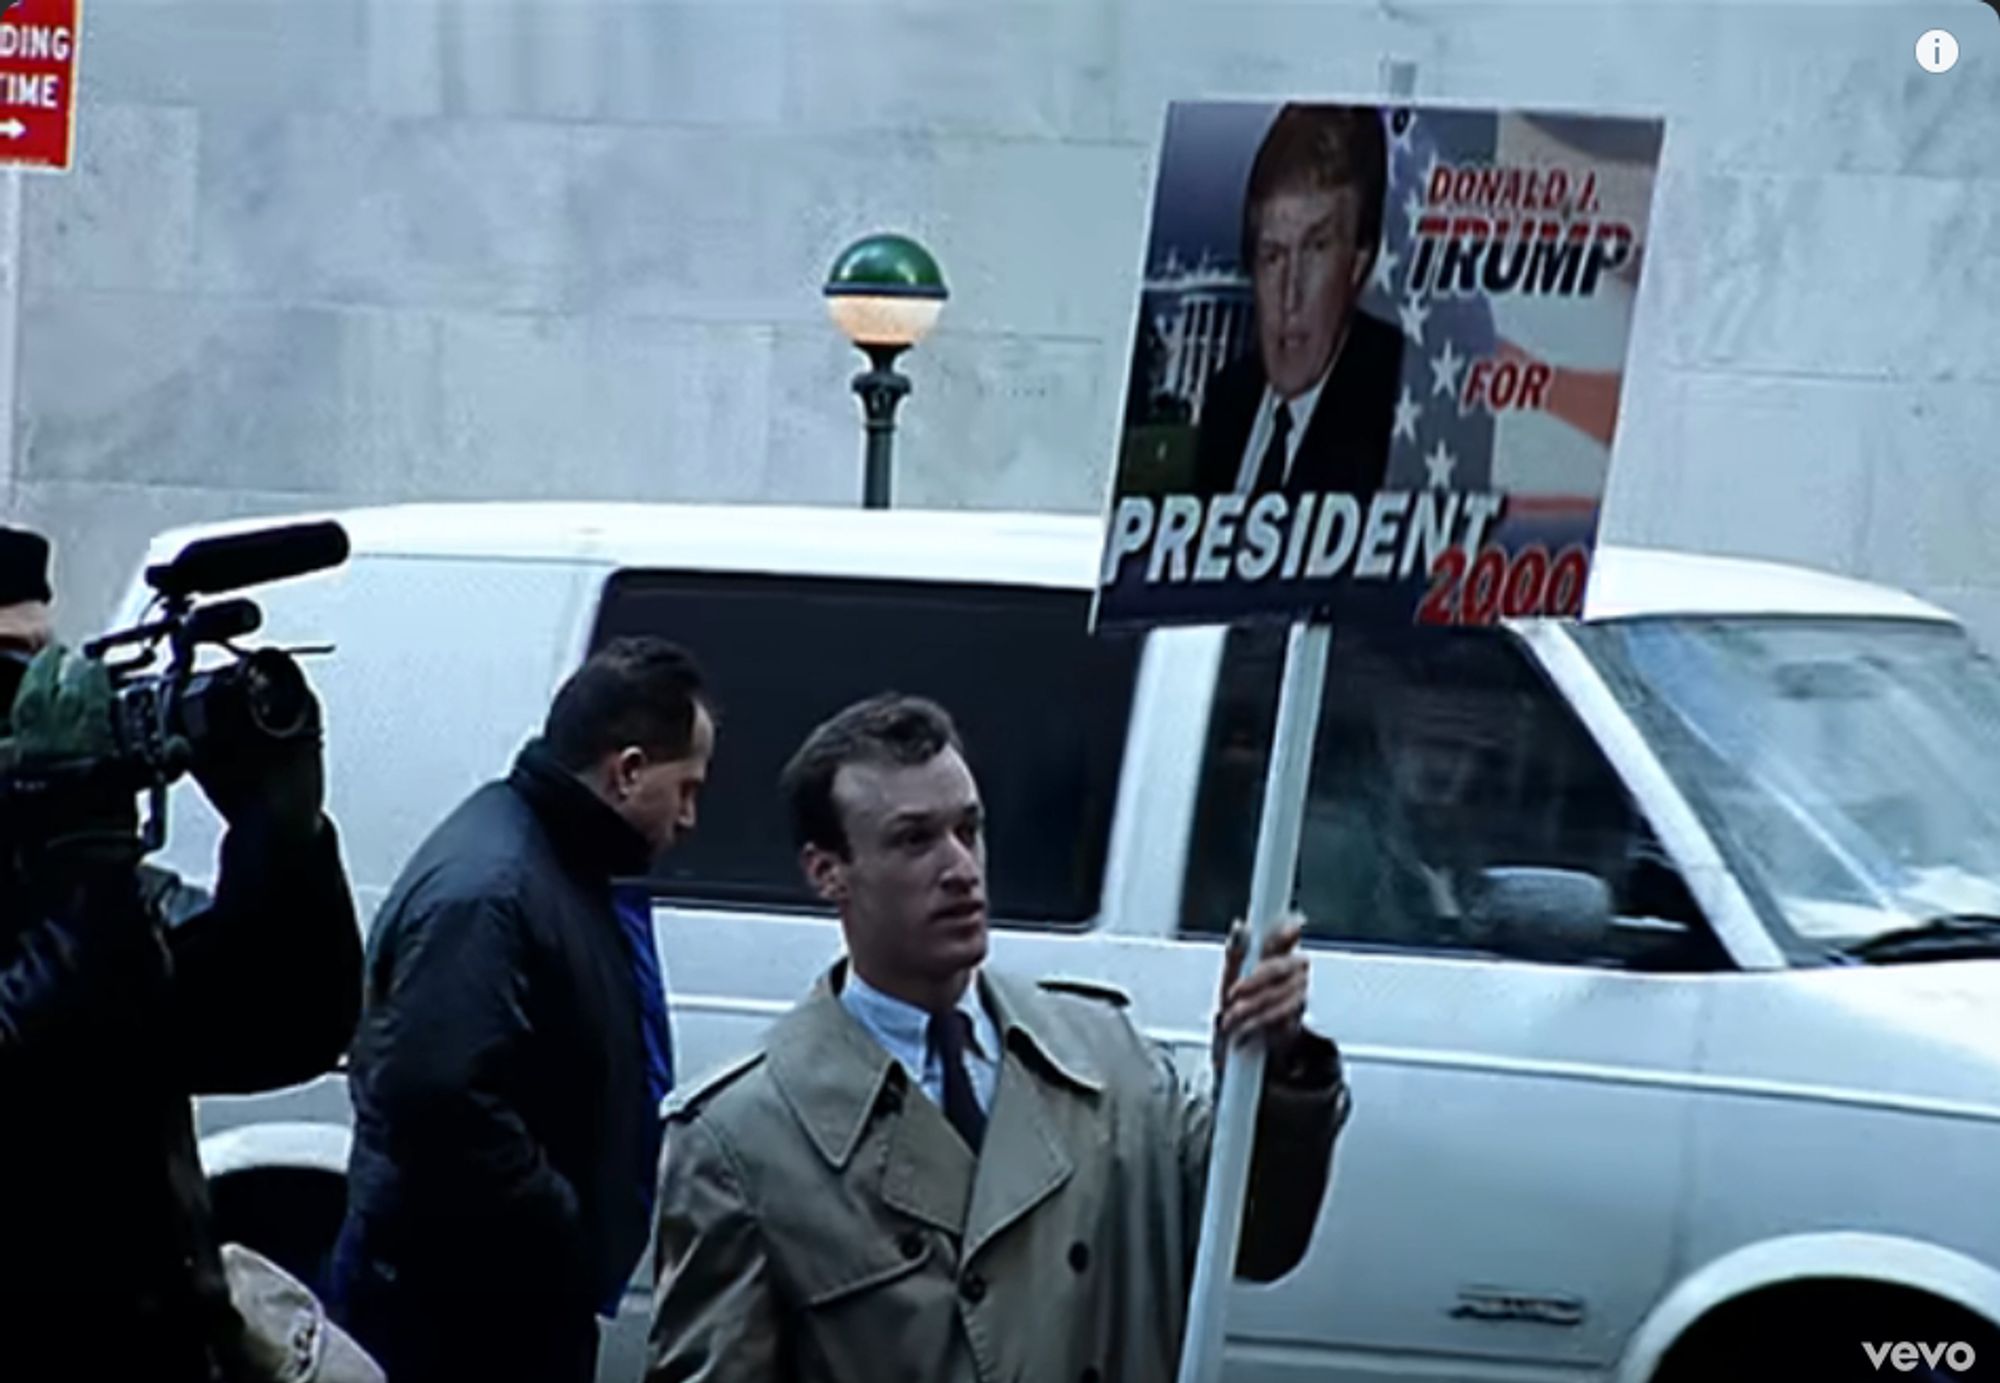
[[853, 344, 912, 510]]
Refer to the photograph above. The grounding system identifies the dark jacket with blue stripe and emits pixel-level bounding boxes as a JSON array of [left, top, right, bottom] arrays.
[[338, 739, 654, 1317]]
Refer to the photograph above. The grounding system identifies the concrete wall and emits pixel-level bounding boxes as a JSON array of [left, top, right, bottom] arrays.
[[5, 0, 1997, 642]]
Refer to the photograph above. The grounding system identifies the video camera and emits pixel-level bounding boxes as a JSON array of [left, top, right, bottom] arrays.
[[0, 520, 350, 850]]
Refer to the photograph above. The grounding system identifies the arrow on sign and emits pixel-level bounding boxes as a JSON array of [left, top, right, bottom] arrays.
[[0, 121, 24, 140]]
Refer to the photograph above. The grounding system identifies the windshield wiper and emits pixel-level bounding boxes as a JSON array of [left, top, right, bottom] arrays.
[[1842, 913, 2000, 963]]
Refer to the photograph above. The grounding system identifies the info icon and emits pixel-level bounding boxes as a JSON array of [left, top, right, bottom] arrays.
[[1917, 28, 1960, 74]]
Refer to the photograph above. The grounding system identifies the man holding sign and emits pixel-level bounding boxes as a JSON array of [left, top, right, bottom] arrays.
[[647, 694, 1349, 1383]]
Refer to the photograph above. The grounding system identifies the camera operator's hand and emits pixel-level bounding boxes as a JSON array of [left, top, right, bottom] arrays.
[[188, 683, 326, 840]]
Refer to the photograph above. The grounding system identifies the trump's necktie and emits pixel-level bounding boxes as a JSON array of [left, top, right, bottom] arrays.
[[1252, 401, 1293, 493]]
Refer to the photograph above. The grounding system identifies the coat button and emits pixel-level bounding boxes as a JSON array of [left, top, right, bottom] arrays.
[[960, 1272, 987, 1304], [1069, 1242, 1090, 1273], [899, 1232, 924, 1261]]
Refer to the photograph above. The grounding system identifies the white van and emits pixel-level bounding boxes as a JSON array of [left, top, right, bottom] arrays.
[[117, 501, 2000, 1382]]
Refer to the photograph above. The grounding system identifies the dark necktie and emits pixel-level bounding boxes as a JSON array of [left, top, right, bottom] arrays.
[[1251, 400, 1293, 493], [928, 1010, 987, 1153]]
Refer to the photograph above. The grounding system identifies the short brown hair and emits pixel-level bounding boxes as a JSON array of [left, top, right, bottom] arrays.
[[1240, 103, 1388, 270], [780, 693, 963, 857]]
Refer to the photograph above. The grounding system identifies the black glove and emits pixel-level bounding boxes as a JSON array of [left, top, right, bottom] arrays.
[[188, 676, 327, 839]]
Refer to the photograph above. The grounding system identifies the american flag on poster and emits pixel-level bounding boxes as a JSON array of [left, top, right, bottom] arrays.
[[1373, 105, 1500, 499], [1093, 100, 1664, 634]]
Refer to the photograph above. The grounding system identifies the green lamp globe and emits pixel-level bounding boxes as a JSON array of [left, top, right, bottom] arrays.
[[823, 233, 949, 350]]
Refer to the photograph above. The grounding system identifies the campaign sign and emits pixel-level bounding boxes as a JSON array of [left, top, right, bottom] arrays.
[[1094, 101, 1663, 632]]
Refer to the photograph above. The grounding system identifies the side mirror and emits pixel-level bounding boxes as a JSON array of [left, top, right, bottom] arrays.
[[1467, 866, 1615, 962]]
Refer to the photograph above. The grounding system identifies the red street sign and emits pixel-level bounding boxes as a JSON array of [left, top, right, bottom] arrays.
[[0, 0, 78, 172]]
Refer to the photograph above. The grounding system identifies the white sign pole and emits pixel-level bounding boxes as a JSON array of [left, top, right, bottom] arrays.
[[1165, 57, 1428, 1383], [1175, 616, 1332, 1383], [1177, 58, 1420, 1383]]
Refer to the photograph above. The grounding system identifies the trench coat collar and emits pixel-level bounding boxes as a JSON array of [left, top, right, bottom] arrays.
[[765, 963, 1108, 1173], [961, 970, 1109, 1260], [979, 969, 1107, 1097], [765, 962, 907, 1170]]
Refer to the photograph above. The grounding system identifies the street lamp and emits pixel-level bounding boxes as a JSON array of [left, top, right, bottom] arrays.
[[822, 232, 948, 509]]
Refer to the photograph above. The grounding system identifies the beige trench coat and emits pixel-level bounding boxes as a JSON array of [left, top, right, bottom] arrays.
[[647, 964, 1350, 1383]]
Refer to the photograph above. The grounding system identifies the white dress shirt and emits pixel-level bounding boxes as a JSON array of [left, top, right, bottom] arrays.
[[1233, 365, 1335, 494], [840, 968, 1001, 1117]]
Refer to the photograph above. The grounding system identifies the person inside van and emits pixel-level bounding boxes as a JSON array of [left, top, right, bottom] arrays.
[[647, 692, 1352, 1383], [332, 637, 714, 1383]]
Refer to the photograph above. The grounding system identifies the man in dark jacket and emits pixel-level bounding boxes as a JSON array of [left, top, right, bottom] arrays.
[[333, 636, 715, 1383], [0, 524, 363, 1383]]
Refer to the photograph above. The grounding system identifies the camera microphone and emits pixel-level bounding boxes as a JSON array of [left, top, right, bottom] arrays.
[[147, 521, 350, 600], [184, 598, 263, 646]]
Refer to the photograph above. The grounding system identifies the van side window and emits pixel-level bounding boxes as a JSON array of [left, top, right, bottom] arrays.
[[591, 570, 1142, 928], [1182, 623, 1722, 970]]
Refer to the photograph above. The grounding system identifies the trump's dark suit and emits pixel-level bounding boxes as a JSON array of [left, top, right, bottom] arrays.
[[1192, 309, 1405, 498]]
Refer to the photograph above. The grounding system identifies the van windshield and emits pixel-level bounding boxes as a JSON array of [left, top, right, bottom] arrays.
[[1575, 616, 2000, 960]]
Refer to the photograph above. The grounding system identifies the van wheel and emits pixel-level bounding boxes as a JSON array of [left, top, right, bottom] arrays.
[[1653, 1280, 2000, 1382], [207, 1167, 349, 1300]]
